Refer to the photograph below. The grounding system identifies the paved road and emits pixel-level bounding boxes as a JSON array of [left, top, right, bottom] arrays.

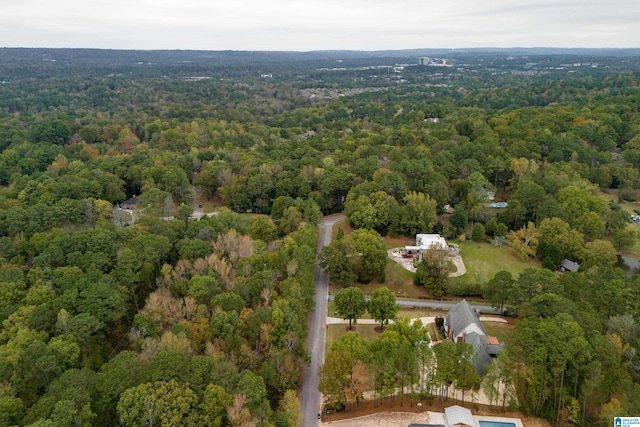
[[301, 214, 345, 427], [392, 298, 499, 314], [327, 293, 499, 314]]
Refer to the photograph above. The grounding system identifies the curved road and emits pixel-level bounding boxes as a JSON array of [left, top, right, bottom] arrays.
[[301, 214, 345, 427]]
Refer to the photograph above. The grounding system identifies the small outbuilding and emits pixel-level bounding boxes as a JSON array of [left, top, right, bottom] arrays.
[[122, 195, 138, 210], [445, 405, 476, 427], [559, 259, 580, 273]]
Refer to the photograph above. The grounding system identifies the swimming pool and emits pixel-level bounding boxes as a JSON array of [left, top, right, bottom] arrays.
[[488, 202, 508, 208], [479, 421, 516, 427]]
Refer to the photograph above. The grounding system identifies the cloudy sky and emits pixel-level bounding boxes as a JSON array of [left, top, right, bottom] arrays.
[[1, 0, 639, 51]]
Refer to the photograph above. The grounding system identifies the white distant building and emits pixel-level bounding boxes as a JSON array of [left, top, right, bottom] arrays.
[[416, 234, 447, 249], [403, 234, 448, 260]]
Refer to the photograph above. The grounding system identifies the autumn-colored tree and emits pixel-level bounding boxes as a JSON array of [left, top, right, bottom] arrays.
[[507, 221, 539, 260]]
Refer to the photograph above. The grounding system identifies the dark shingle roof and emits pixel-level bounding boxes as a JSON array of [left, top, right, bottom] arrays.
[[444, 300, 486, 338], [465, 332, 492, 376], [560, 259, 580, 272]]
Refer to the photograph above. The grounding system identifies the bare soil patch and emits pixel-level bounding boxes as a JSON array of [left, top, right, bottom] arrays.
[[324, 396, 549, 427]]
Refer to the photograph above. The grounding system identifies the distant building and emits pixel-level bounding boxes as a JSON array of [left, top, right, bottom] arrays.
[[122, 195, 138, 210], [559, 259, 580, 273], [69, 133, 83, 144], [296, 130, 317, 141], [403, 234, 448, 260]]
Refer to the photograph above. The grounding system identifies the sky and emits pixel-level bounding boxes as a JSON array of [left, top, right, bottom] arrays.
[[0, 0, 639, 51]]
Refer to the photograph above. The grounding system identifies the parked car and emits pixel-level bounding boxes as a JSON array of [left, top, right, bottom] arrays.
[[402, 252, 414, 258]]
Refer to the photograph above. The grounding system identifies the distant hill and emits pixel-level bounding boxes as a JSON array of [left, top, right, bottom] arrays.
[[1, 47, 639, 80], [2, 47, 639, 66]]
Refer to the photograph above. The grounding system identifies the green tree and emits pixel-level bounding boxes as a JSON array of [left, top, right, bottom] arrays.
[[344, 190, 398, 235], [449, 206, 468, 234], [279, 206, 303, 235], [471, 222, 485, 242], [319, 238, 358, 287], [581, 239, 618, 269], [176, 203, 193, 228], [368, 286, 398, 330], [278, 389, 301, 427], [483, 270, 515, 315], [201, 384, 232, 427], [396, 191, 437, 237], [95, 351, 139, 424], [0, 396, 24, 426], [334, 287, 367, 330], [537, 217, 584, 267], [210, 311, 244, 354], [236, 371, 271, 420], [454, 342, 481, 405], [433, 339, 457, 400], [414, 244, 452, 298], [117, 380, 201, 427], [348, 228, 388, 283], [331, 331, 371, 363], [319, 350, 352, 410], [249, 215, 277, 242]]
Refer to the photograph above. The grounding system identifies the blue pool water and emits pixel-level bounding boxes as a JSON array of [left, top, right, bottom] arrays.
[[479, 422, 516, 427], [489, 202, 508, 208]]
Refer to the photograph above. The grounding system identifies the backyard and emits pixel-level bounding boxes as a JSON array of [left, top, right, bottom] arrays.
[[330, 219, 541, 299], [325, 306, 445, 351], [450, 240, 541, 288]]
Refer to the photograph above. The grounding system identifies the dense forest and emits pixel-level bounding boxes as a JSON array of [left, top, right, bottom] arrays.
[[0, 48, 640, 426]]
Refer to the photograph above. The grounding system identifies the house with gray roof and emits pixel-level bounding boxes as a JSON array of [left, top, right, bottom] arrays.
[[559, 259, 580, 273], [443, 300, 503, 376]]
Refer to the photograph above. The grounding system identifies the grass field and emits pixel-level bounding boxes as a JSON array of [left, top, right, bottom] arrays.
[[598, 190, 640, 257], [325, 306, 442, 351], [484, 321, 516, 344], [325, 314, 514, 351], [329, 217, 544, 300], [325, 324, 380, 352], [451, 240, 541, 286]]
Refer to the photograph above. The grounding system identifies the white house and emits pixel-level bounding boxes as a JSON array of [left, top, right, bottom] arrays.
[[403, 234, 448, 260]]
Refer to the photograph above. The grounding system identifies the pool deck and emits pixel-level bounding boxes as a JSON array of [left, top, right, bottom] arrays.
[[476, 415, 524, 427], [320, 410, 524, 427]]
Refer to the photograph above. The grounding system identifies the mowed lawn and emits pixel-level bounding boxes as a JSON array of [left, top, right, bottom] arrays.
[[325, 324, 380, 352], [599, 190, 640, 257], [484, 320, 516, 344], [452, 240, 541, 286], [329, 219, 541, 296], [325, 307, 440, 352]]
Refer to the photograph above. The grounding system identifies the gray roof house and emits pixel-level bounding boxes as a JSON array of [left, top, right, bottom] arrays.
[[443, 300, 503, 376], [559, 259, 580, 273], [122, 195, 138, 210]]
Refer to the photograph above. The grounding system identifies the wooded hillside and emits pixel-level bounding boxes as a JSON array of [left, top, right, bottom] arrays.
[[0, 49, 639, 426]]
